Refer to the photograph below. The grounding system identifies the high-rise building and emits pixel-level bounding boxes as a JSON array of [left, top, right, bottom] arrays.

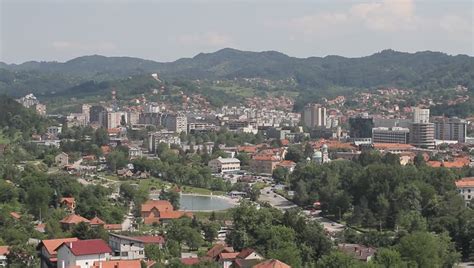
[[90, 105, 107, 124], [372, 127, 410, 144], [349, 115, 374, 138], [164, 112, 188, 134], [106, 111, 125, 129], [432, 117, 467, 143], [302, 104, 327, 128], [82, 104, 91, 124], [413, 108, 430, 123], [410, 108, 434, 148]]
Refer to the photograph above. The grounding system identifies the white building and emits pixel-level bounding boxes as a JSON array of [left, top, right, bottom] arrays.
[[0, 246, 8, 267], [302, 104, 327, 128], [455, 177, 474, 204], [208, 157, 241, 173], [56, 239, 111, 268], [47, 126, 63, 137], [108, 234, 145, 260]]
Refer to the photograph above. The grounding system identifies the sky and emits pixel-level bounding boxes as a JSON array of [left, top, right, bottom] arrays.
[[0, 0, 473, 63]]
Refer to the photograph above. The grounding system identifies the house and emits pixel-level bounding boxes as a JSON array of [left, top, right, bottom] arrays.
[[59, 214, 90, 230], [181, 257, 201, 266], [60, 197, 76, 213], [9, 212, 21, 220], [455, 177, 474, 203], [236, 249, 264, 261], [55, 152, 69, 167], [92, 260, 141, 268], [252, 259, 291, 268], [275, 160, 296, 173], [89, 216, 122, 232], [208, 157, 241, 173], [56, 239, 112, 268], [117, 168, 133, 178], [250, 155, 280, 174], [108, 234, 165, 260], [338, 243, 376, 262], [218, 252, 240, 268], [37, 237, 79, 268], [0, 246, 9, 267], [206, 244, 235, 261], [141, 200, 192, 224], [128, 147, 143, 159]]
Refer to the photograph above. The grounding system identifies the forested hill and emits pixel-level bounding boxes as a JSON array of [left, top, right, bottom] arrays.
[[0, 48, 473, 96]]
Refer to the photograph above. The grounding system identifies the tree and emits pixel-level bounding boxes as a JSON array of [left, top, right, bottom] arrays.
[[202, 222, 219, 243], [272, 167, 289, 185], [374, 248, 405, 268], [317, 251, 357, 268], [93, 128, 109, 146], [107, 150, 128, 172], [285, 146, 304, 163], [160, 190, 180, 210], [6, 244, 38, 268], [145, 244, 164, 262], [414, 153, 425, 167], [71, 222, 108, 241]]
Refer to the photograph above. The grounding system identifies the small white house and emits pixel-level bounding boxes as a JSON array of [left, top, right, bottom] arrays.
[[208, 157, 240, 173], [456, 177, 474, 204], [56, 239, 111, 268], [0, 246, 9, 267], [55, 152, 69, 167]]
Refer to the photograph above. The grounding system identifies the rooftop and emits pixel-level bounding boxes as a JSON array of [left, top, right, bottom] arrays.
[[57, 239, 112, 256]]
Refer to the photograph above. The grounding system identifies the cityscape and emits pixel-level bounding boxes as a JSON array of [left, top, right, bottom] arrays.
[[0, 0, 473, 268]]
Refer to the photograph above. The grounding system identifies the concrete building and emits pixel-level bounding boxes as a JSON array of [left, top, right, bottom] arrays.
[[410, 108, 434, 148], [47, 126, 63, 137], [455, 177, 474, 204], [106, 111, 125, 129], [349, 115, 374, 138], [55, 152, 69, 167], [148, 131, 181, 154], [432, 117, 467, 143], [38, 238, 79, 268], [109, 234, 165, 260], [372, 127, 410, 144], [302, 104, 326, 128], [208, 157, 241, 173], [82, 104, 91, 124], [164, 113, 187, 133], [89, 105, 107, 124]]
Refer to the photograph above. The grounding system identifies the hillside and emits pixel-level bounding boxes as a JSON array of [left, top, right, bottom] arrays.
[[0, 48, 473, 97]]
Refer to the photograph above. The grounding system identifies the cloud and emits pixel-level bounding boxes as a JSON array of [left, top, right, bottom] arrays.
[[174, 32, 233, 47], [439, 15, 472, 35], [52, 41, 117, 51]]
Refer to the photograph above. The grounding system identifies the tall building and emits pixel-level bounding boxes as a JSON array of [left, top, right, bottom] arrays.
[[82, 104, 91, 124], [432, 117, 467, 143], [349, 115, 374, 138], [302, 104, 327, 128], [90, 105, 107, 124], [106, 111, 125, 129], [372, 127, 410, 144], [413, 108, 430, 123], [164, 113, 188, 134], [409, 108, 434, 148]]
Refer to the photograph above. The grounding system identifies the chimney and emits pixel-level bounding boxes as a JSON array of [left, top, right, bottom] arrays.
[[61, 260, 65, 268], [69, 242, 73, 249]]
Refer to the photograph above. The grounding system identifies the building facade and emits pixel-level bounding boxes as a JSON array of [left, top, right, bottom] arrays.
[[208, 157, 241, 173], [302, 104, 327, 128], [432, 117, 467, 143], [372, 127, 410, 144]]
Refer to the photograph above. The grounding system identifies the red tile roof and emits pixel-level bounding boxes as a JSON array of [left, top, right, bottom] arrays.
[[60, 214, 90, 225], [141, 200, 174, 213], [253, 259, 291, 268], [207, 244, 234, 259], [130, 235, 165, 245], [456, 177, 474, 188], [219, 252, 239, 260], [0, 246, 9, 256], [104, 224, 122, 231], [92, 260, 141, 268], [181, 257, 200, 265], [58, 239, 111, 256], [237, 248, 258, 259], [39, 237, 79, 256], [10, 212, 21, 220], [89, 216, 106, 225]]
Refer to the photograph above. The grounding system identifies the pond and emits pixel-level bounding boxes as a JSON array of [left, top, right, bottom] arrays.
[[149, 193, 237, 211]]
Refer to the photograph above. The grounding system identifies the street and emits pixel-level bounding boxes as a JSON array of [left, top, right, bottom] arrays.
[[259, 186, 298, 210]]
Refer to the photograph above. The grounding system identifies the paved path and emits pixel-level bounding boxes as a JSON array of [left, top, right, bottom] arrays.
[[259, 186, 297, 210]]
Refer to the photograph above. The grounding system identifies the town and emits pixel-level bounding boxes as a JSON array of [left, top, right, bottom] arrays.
[[0, 77, 472, 268]]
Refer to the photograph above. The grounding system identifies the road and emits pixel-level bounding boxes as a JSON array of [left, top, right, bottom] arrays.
[[259, 186, 297, 210]]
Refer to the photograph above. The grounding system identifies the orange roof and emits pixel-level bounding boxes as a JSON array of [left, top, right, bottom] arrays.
[[280, 139, 289, 146], [60, 197, 75, 204], [373, 143, 415, 150], [455, 177, 474, 188], [219, 252, 239, 260], [39, 237, 79, 256], [207, 244, 234, 259], [159, 211, 187, 219], [141, 200, 174, 213], [107, 128, 121, 134], [92, 260, 141, 268], [238, 146, 257, 153], [427, 157, 470, 168], [10, 212, 21, 220], [253, 259, 291, 268], [277, 160, 296, 167], [144, 218, 161, 225], [60, 214, 90, 224], [181, 257, 200, 265], [89, 216, 106, 225], [101, 145, 112, 155], [253, 155, 280, 161], [104, 224, 122, 230], [0, 246, 9, 256]]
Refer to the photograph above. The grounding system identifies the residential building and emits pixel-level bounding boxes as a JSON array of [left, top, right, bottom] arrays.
[[89, 105, 107, 124], [302, 104, 327, 128], [208, 157, 241, 173], [148, 131, 181, 154], [372, 127, 410, 144], [253, 259, 291, 268], [338, 244, 376, 262], [109, 234, 165, 259], [82, 104, 91, 124], [55, 152, 69, 167], [432, 117, 467, 143], [0, 246, 8, 267], [59, 214, 90, 230], [455, 177, 474, 204], [59, 197, 76, 213], [38, 238, 79, 268], [413, 107, 430, 123], [164, 112, 188, 133], [106, 111, 125, 129], [56, 239, 112, 268], [141, 200, 192, 224], [47, 126, 62, 137], [250, 155, 280, 174], [128, 147, 143, 159]]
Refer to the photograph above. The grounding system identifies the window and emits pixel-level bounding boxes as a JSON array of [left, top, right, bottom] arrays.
[[469, 189, 472, 193], [468, 195, 471, 200], [139, 250, 144, 255], [122, 252, 129, 257]]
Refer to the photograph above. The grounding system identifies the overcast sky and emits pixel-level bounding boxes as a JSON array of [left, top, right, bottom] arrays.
[[0, 0, 473, 63]]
